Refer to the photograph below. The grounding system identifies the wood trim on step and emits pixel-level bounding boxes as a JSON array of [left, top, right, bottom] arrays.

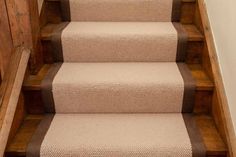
[[172, 0, 182, 21], [51, 22, 69, 62], [26, 114, 54, 157], [60, 0, 71, 21], [197, 0, 236, 156], [177, 63, 196, 113], [0, 47, 30, 156], [173, 23, 188, 62], [41, 63, 62, 113], [183, 114, 206, 157]]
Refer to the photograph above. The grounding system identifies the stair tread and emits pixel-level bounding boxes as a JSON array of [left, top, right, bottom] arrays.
[[46, 0, 193, 22], [41, 23, 204, 42], [5, 114, 226, 157], [45, 62, 193, 113], [59, 22, 184, 62], [23, 64, 214, 91], [27, 114, 201, 155], [188, 64, 214, 91]]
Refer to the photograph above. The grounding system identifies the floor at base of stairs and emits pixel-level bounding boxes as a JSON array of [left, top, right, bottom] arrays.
[[5, 114, 227, 157]]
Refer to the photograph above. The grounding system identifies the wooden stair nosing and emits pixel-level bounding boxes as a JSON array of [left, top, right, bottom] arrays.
[[40, 23, 204, 42], [5, 114, 227, 157]]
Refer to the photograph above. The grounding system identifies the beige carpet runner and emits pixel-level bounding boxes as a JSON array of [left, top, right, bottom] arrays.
[[52, 22, 187, 62], [41, 62, 194, 113], [27, 0, 206, 156], [28, 114, 204, 157], [60, 0, 181, 21]]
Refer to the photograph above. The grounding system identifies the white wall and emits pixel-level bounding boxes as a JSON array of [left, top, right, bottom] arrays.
[[205, 0, 236, 133]]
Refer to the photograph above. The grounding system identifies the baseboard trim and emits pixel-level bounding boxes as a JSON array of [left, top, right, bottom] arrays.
[[197, 0, 236, 156]]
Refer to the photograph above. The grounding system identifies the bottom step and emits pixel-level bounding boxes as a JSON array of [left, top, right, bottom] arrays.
[[6, 114, 227, 157]]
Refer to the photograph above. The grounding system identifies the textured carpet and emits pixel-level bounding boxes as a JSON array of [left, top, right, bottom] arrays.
[[61, 0, 181, 22], [41, 62, 195, 113], [27, 0, 206, 156], [28, 114, 203, 157], [52, 22, 187, 62]]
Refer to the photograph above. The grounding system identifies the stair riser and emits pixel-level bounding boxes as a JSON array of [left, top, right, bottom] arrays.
[[43, 1, 196, 24], [186, 41, 204, 64], [181, 2, 196, 24], [41, 40, 203, 64], [23, 89, 212, 114]]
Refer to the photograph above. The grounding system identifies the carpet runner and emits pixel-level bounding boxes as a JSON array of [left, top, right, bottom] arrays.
[[27, 0, 206, 156], [28, 114, 205, 157], [61, 0, 181, 21], [41, 62, 195, 113], [52, 22, 187, 62]]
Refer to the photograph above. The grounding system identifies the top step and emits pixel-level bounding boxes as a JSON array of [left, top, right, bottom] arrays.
[[57, 0, 185, 22]]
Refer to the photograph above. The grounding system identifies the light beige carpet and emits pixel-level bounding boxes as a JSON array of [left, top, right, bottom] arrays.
[[62, 0, 176, 22], [31, 114, 194, 157], [27, 0, 206, 156], [59, 22, 181, 62], [49, 62, 186, 113]]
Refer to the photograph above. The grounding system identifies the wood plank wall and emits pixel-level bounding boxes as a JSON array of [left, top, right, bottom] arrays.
[[0, 0, 41, 154], [0, 0, 14, 78], [3, 0, 43, 74]]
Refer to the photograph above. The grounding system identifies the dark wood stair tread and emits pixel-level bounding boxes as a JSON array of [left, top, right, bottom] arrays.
[[188, 64, 214, 91], [5, 114, 227, 157], [183, 24, 204, 41], [41, 23, 204, 42], [23, 64, 214, 91]]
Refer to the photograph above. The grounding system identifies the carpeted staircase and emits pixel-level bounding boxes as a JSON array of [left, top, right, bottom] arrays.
[[26, 0, 206, 156]]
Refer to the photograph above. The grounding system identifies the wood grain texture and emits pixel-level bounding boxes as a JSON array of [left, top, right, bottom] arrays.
[[180, 1, 196, 24], [0, 0, 13, 78], [5, 0, 43, 74], [5, 114, 226, 157], [6, 115, 43, 157], [0, 48, 30, 157], [7, 93, 25, 146], [197, 0, 236, 156], [188, 64, 214, 91], [195, 115, 227, 156]]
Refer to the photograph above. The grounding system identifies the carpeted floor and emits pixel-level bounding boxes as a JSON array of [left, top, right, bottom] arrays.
[[27, 0, 206, 156]]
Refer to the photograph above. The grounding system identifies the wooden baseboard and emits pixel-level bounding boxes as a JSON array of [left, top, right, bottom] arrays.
[[197, 0, 236, 156]]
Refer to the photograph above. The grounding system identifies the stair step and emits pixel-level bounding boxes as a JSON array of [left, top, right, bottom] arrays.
[[57, 22, 185, 62], [45, 0, 190, 22], [23, 64, 213, 91], [42, 62, 195, 113], [41, 23, 203, 64], [25, 114, 204, 156], [23, 64, 214, 114], [41, 23, 203, 42], [44, 0, 196, 25], [5, 114, 227, 157]]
